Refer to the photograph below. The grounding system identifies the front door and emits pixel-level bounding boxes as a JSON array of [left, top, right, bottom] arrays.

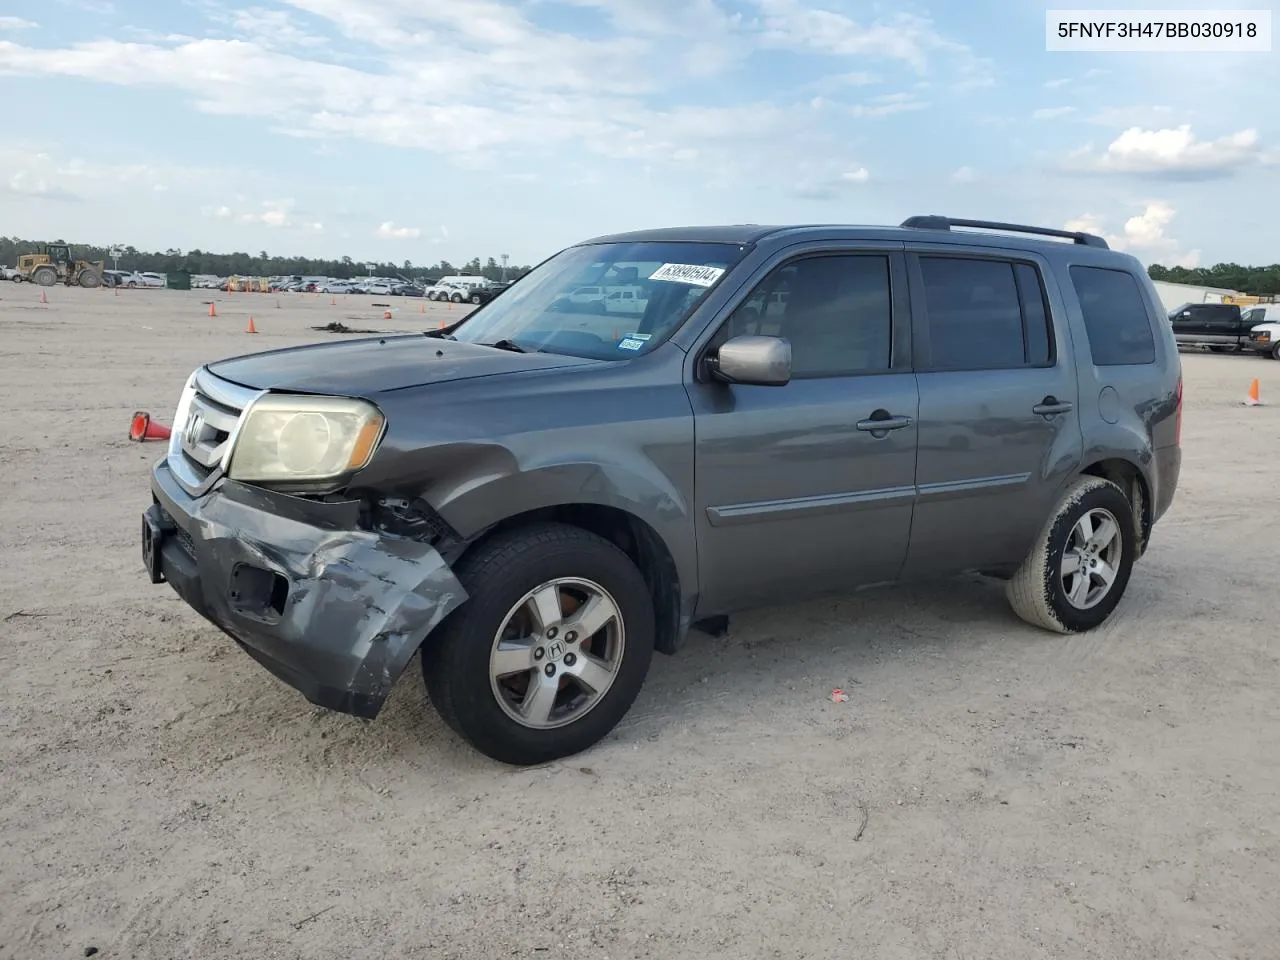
[[899, 246, 1084, 579], [687, 247, 920, 615]]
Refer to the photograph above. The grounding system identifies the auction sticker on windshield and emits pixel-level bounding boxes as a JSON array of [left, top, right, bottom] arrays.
[[649, 263, 725, 287]]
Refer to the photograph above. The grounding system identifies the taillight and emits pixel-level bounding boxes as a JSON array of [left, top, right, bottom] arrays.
[[1174, 376, 1183, 446]]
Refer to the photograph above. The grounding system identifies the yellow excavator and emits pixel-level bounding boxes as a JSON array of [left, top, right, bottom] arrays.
[[17, 243, 104, 288]]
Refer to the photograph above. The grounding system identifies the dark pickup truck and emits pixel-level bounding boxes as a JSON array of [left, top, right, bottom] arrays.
[[1168, 301, 1259, 352]]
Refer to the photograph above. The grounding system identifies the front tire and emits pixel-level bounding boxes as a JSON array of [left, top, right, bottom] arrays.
[[33, 267, 57, 287], [421, 522, 656, 765], [1006, 475, 1137, 634]]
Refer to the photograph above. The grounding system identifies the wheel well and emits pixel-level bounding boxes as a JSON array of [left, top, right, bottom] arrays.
[[1080, 458, 1151, 556], [452, 505, 683, 656]]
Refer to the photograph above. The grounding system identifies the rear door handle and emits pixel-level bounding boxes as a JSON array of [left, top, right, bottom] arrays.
[[856, 414, 913, 432], [1032, 397, 1074, 416]]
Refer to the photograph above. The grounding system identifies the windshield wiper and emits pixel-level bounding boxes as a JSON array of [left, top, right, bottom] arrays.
[[481, 338, 529, 353]]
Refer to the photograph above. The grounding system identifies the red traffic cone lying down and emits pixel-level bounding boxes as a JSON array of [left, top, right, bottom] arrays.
[[129, 411, 171, 442]]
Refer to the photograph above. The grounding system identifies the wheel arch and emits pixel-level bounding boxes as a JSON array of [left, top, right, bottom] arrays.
[[1078, 457, 1152, 557], [446, 502, 685, 656]]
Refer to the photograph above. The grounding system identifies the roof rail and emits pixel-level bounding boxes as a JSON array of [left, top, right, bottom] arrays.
[[900, 215, 1110, 249]]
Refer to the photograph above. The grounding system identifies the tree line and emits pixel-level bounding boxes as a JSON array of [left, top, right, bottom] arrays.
[[1148, 263, 1280, 298], [3, 235, 1278, 295], [0, 236, 534, 284]]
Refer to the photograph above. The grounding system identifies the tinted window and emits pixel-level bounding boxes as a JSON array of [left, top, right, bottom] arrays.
[[1243, 308, 1264, 325], [1069, 265, 1157, 366], [919, 257, 1051, 370], [1014, 263, 1053, 365], [724, 254, 893, 376]]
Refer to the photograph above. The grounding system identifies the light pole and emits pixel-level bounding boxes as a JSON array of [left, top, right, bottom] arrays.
[[109, 246, 122, 272], [501, 253, 509, 281]]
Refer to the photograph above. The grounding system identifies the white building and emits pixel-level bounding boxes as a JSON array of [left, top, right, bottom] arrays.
[[1151, 279, 1244, 313]]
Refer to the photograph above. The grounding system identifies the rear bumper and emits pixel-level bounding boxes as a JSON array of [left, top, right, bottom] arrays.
[[144, 458, 467, 718], [1152, 444, 1181, 527]]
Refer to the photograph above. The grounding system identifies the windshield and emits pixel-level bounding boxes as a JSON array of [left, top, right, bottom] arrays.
[[445, 241, 747, 360]]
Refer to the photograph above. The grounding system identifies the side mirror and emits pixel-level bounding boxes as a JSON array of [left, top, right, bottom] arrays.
[[710, 335, 792, 386]]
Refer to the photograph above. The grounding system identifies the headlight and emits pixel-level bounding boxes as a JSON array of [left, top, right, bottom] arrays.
[[226, 394, 385, 484]]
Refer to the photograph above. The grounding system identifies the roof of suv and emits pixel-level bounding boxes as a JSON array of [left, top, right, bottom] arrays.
[[578, 216, 1119, 259]]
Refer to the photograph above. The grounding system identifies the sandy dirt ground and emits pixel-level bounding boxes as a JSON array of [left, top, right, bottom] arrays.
[[1, 284, 1278, 960]]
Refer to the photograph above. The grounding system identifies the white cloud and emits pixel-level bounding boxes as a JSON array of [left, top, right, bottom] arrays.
[[749, 0, 990, 80], [789, 161, 872, 199], [0, 16, 37, 30], [1065, 125, 1266, 178], [377, 221, 421, 239], [1084, 105, 1176, 127], [0, 0, 989, 186], [55, 0, 114, 13], [1032, 106, 1076, 121], [1043, 77, 1070, 89], [1064, 202, 1200, 268], [847, 92, 927, 118], [951, 166, 976, 183]]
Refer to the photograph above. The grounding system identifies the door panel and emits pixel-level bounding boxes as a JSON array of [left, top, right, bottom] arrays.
[[687, 248, 919, 615], [691, 375, 920, 612], [900, 247, 1084, 578]]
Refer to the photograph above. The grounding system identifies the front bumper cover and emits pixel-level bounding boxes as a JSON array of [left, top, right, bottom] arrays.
[[145, 458, 468, 718]]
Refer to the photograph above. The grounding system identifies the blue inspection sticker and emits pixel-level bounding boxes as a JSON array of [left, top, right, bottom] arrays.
[[616, 332, 651, 351]]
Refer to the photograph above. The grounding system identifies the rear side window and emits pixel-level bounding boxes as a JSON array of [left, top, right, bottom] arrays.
[[1069, 266, 1157, 366], [917, 256, 1054, 370]]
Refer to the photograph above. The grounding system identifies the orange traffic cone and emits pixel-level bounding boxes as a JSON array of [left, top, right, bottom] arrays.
[[129, 411, 171, 442], [1245, 378, 1261, 406], [419, 302, 425, 314], [330, 296, 336, 305], [246, 316, 257, 334], [383, 310, 392, 320], [208, 302, 217, 317], [276, 298, 281, 309], [40, 290, 48, 304]]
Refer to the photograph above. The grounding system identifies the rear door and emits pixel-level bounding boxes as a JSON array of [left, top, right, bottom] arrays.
[[899, 244, 1084, 578]]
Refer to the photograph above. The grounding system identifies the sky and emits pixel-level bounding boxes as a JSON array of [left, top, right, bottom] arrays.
[[0, 0, 1276, 269]]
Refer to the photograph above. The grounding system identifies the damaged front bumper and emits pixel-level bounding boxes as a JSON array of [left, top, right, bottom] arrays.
[[143, 457, 468, 718]]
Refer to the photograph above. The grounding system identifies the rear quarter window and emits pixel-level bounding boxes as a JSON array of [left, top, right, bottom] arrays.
[[1069, 265, 1157, 366]]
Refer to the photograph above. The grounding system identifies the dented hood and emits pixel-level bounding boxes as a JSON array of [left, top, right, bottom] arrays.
[[206, 334, 601, 396]]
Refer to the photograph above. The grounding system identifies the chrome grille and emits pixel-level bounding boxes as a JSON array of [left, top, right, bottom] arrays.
[[167, 367, 265, 497]]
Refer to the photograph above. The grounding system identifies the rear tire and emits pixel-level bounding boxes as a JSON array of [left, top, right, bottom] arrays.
[[1006, 475, 1136, 634], [421, 522, 656, 765]]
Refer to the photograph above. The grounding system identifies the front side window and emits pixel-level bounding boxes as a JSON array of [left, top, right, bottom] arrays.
[[447, 241, 746, 360], [718, 254, 893, 376]]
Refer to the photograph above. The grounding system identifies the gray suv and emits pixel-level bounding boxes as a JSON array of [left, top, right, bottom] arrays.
[[141, 216, 1183, 765]]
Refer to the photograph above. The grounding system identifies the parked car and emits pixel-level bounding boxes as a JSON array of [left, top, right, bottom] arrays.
[[140, 214, 1182, 766], [1168, 301, 1261, 352], [1243, 304, 1280, 359]]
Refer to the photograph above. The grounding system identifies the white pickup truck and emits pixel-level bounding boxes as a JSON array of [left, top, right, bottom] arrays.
[[1243, 305, 1280, 360]]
